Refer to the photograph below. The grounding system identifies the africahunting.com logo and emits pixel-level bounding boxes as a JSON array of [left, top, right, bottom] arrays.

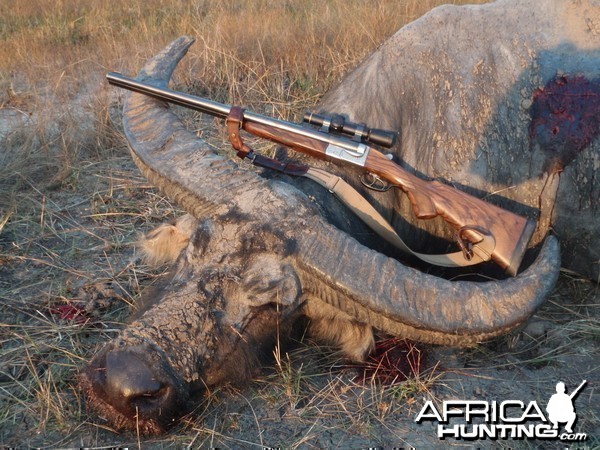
[[415, 380, 589, 442]]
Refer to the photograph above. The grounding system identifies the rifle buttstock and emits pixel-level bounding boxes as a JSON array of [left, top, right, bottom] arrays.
[[366, 152, 535, 275]]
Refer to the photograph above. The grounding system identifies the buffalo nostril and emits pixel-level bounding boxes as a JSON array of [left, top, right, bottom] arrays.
[[128, 385, 173, 416], [104, 350, 175, 418]]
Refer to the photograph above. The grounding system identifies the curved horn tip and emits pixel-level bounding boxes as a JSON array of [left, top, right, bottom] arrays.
[[525, 233, 560, 281], [137, 36, 196, 85]]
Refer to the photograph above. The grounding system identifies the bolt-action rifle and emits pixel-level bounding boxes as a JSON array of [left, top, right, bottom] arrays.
[[107, 72, 536, 276]]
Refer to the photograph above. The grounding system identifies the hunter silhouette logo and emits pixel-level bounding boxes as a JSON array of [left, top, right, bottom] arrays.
[[546, 380, 587, 434], [415, 380, 589, 441]]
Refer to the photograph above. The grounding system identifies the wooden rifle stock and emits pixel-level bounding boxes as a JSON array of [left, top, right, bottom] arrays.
[[244, 121, 535, 275], [106, 72, 536, 275], [368, 151, 535, 275]]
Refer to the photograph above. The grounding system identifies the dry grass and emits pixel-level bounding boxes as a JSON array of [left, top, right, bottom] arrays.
[[1, 0, 467, 106], [1, 0, 598, 448]]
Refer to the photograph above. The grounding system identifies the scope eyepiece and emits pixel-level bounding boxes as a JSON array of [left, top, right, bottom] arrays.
[[303, 112, 398, 148]]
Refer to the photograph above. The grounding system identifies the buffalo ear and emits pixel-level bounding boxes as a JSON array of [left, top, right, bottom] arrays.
[[138, 214, 197, 266], [241, 258, 302, 309]]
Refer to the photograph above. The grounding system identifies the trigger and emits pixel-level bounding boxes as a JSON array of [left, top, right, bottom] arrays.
[[360, 173, 393, 192]]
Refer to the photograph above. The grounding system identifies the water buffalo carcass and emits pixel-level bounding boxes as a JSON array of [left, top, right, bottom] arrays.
[[80, 0, 600, 434]]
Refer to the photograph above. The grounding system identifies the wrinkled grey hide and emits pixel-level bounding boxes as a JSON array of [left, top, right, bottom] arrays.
[[78, 0, 600, 434], [317, 0, 599, 279]]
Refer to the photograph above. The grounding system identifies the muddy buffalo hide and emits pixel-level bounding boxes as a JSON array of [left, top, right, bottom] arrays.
[[317, 0, 599, 279]]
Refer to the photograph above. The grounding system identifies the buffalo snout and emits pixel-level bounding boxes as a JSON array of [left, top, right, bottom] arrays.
[[80, 341, 189, 434]]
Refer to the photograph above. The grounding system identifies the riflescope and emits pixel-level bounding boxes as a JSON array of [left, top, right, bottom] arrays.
[[303, 112, 397, 149]]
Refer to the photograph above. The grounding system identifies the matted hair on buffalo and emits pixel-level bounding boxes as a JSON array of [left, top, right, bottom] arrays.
[[137, 214, 197, 266]]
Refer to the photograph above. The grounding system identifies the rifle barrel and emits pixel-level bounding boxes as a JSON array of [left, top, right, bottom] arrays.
[[106, 72, 366, 156], [107, 72, 231, 119]]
